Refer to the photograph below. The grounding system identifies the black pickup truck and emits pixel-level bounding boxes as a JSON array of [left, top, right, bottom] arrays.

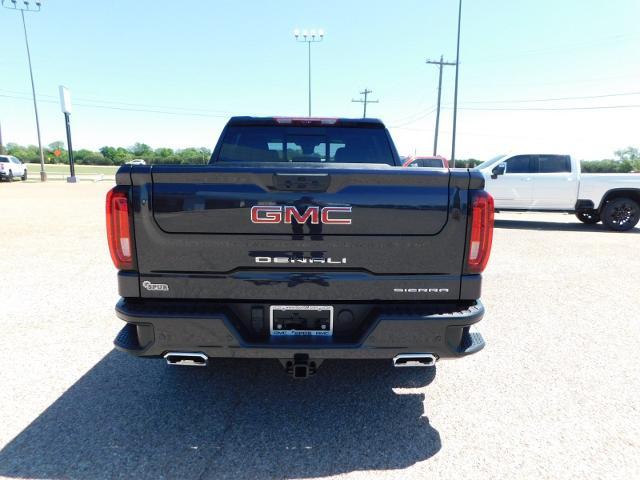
[[108, 116, 493, 378]]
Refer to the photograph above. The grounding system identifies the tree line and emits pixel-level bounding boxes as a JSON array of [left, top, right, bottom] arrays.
[[2, 142, 639, 172], [2, 142, 211, 166]]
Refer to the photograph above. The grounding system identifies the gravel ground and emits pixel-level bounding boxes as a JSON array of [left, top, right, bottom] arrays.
[[0, 181, 638, 480]]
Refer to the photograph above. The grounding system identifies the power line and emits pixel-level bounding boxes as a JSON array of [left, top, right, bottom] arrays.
[[0, 93, 234, 118], [0, 86, 238, 113], [388, 126, 545, 142], [426, 55, 456, 155], [470, 32, 638, 63], [386, 98, 437, 124], [70, 103, 231, 118], [462, 90, 640, 105], [388, 107, 437, 128], [7, 87, 636, 111], [387, 101, 640, 130], [464, 73, 640, 90], [458, 104, 640, 111], [73, 96, 235, 114], [351, 88, 379, 118], [0, 88, 237, 115]]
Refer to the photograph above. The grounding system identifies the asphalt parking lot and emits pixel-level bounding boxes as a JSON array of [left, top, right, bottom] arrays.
[[0, 181, 638, 480]]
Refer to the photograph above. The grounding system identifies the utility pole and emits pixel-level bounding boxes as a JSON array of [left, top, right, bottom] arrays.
[[426, 56, 456, 156], [0, 121, 4, 154], [451, 0, 463, 168], [294, 28, 325, 117], [2, 0, 47, 181], [351, 88, 379, 118]]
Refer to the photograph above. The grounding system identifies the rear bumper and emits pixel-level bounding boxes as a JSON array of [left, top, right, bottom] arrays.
[[114, 298, 485, 360]]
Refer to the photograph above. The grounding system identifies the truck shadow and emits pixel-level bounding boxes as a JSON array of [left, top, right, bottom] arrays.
[[494, 218, 640, 234], [0, 350, 440, 479]]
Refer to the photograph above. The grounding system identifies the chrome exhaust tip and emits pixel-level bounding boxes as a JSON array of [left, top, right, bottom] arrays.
[[164, 352, 208, 367], [392, 353, 438, 368]]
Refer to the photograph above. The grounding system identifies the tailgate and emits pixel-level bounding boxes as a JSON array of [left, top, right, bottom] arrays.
[[126, 165, 476, 301], [151, 166, 449, 235]]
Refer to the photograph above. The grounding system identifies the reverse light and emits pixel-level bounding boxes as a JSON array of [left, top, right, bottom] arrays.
[[106, 187, 133, 270], [467, 191, 494, 273]]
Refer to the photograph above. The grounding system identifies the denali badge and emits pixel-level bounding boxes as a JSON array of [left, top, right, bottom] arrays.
[[142, 281, 169, 292], [251, 205, 352, 225], [256, 256, 347, 264]]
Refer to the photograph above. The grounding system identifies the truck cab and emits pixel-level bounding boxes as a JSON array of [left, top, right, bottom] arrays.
[[476, 154, 577, 210]]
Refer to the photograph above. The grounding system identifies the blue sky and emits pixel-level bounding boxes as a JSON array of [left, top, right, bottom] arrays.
[[1, 0, 639, 159]]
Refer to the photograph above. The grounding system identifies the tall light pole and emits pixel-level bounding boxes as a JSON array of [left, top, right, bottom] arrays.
[[450, 0, 463, 168], [294, 28, 324, 117], [3, 0, 47, 181]]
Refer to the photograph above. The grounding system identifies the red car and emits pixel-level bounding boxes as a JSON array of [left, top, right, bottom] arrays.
[[403, 155, 449, 169]]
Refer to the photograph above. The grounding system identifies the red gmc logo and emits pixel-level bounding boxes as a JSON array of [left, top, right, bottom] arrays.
[[251, 205, 352, 225]]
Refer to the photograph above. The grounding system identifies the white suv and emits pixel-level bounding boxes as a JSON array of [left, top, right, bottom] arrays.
[[0, 155, 28, 181]]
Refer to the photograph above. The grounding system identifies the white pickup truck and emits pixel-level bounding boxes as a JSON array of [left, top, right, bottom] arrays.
[[0, 155, 28, 182], [475, 154, 640, 231]]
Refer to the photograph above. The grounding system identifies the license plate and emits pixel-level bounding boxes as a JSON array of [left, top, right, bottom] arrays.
[[270, 305, 333, 336]]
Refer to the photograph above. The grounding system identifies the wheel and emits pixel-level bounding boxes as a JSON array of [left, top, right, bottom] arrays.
[[601, 198, 640, 231], [21, 170, 28, 181], [7, 171, 13, 182], [575, 211, 600, 224]]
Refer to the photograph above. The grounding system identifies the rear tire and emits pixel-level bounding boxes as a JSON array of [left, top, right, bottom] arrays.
[[7, 171, 13, 182], [21, 170, 27, 181], [601, 198, 640, 231], [575, 211, 600, 224]]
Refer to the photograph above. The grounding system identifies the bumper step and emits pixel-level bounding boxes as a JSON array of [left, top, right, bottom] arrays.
[[458, 327, 485, 354], [114, 323, 143, 351]]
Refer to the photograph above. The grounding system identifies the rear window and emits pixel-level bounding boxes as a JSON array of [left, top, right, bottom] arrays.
[[215, 126, 395, 165], [410, 158, 443, 168], [538, 155, 571, 173], [0, 158, 9, 163]]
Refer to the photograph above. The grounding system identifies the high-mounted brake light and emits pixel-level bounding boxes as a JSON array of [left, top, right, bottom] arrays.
[[274, 117, 338, 125], [106, 188, 133, 270], [467, 191, 494, 273]]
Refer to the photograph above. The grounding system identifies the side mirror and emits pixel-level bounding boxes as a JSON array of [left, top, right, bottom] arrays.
[[491, 163, 506, 179]]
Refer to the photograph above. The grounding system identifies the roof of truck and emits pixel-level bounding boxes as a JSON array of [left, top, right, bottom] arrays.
[[226, 116, 386, 128]]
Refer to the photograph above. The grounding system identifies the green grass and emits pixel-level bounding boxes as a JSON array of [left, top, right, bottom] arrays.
[[25, 163, 118, 175]]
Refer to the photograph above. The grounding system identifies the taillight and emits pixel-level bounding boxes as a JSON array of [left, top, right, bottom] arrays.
[[106, 187, 133, 270], [467, 191, 494, 273]]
